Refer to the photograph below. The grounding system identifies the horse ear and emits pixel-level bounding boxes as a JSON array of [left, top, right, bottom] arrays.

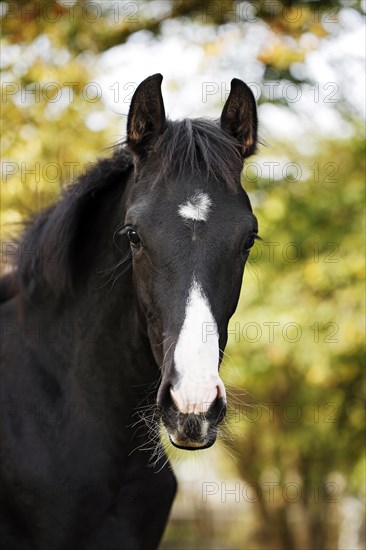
[[127, 73, 166, 155], [221, 78, 258, 158]]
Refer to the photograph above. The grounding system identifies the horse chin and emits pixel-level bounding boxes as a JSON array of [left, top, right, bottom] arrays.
[[168, 433, 217, 451]]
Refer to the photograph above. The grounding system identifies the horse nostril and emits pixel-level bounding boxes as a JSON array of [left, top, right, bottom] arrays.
[[157, 381, 174, 411], [206, 394, 226, 425]]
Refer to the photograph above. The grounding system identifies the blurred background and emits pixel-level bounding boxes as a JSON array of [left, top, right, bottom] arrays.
[[1, 1, 365, 548]]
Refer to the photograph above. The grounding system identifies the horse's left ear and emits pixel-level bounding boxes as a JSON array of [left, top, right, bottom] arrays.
[[221, 78, 258, 158], [127, 73, 166, 155]]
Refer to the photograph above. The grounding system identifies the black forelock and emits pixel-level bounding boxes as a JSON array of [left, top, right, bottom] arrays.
[[141, 118, 244, 191]]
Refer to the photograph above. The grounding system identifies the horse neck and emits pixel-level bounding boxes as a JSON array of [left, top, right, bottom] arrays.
[[72, 283, 157, 403], [17, 277, 157, 431]]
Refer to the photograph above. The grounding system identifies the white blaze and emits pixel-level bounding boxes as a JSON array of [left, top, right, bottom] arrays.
[[178, 192, 212, 222], [171, 278, 225, 414]]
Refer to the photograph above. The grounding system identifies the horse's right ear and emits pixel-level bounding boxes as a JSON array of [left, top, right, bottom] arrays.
[[127, 73, 166, 156]]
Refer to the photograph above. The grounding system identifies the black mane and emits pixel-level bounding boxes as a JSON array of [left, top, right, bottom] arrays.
[[4, 148, 133, 302]]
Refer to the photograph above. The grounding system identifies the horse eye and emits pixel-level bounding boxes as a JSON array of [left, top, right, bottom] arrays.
[[244, 235, 256, 251], [127, 229, 141, 246]]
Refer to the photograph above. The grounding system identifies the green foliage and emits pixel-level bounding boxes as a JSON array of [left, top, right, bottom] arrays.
[[1, 0, 363, 233], [220, 133, 365, 548]]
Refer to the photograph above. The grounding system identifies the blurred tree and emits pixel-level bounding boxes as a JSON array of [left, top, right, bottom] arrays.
[[1, 0, 363, 229], [2, 0, 360, 56], [223, 130, 365, 549]]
